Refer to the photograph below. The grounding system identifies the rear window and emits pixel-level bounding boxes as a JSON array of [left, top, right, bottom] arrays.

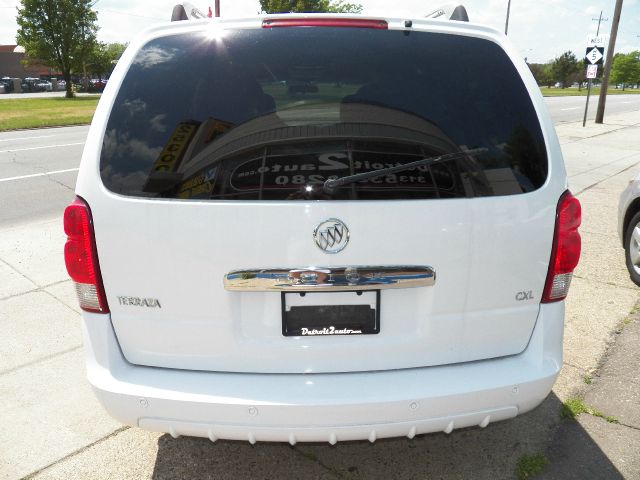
[[100, 26, 547, 200]]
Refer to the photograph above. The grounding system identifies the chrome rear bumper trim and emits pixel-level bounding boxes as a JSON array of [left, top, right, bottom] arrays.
[[223, 266, 435, 291]]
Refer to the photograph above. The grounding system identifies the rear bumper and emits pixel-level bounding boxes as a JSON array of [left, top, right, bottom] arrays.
[[83, 302, 564, 443]]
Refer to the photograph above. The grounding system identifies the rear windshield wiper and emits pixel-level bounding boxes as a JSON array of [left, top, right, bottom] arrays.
[[322, 147, 488, 194]]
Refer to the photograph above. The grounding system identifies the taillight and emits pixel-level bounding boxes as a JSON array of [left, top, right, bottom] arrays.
[[262, 18, 388, 29], [63, 197, 109, 313], [542, 191, 581, 303]]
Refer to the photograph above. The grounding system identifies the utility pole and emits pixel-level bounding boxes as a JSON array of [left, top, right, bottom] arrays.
[[595, 0, 624, 124], [594, 11, 608, 36], [582, 11, 608, 127], [504, 0, 512, 35]]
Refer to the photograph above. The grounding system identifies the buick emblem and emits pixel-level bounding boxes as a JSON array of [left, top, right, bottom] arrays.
[[313, 218, 349, 254]]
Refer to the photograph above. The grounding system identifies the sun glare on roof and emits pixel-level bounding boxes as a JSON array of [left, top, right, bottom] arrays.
[[203, 23, 227, 41]]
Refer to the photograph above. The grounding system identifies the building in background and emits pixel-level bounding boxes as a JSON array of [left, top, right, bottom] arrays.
[[0, 45, 60, 78]]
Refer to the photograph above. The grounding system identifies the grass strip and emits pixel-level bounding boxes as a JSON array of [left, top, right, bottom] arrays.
[[0, 96, 100, 131], [540, 87, 640, 97], [516, 453, 549, 480], [561, 397, 618, 423], [0, 88, 635, 131]]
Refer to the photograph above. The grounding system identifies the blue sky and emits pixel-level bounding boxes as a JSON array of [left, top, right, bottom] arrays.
[[0, 0, 639, 64]]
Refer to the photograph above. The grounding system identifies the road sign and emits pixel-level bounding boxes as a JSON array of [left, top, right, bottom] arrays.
[[586, 35, 608, 48], [582, 36, 607, 127], [585, 47, 604, 65]]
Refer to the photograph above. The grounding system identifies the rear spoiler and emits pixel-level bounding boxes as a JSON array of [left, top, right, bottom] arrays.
[[171, 2, 208, 21], [425, 4, 469, 22]]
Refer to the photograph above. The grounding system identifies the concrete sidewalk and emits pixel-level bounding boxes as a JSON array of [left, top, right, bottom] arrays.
[[557, 110, 640, 380], [541, 111, 640, 479], [1, 111, 640, 479], [0, 219, 122, 480], [541, 309, 640, 479]]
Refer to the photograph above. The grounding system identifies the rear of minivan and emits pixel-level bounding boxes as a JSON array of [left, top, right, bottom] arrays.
[[65, 14, 580, 443]]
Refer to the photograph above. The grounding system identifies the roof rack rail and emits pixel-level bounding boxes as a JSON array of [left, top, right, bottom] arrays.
[[425, 4, 469, 22], [171, 2, 208, 21]]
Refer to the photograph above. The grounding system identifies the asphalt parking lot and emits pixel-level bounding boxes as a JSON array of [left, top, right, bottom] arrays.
[[2, 109, 640, 479]]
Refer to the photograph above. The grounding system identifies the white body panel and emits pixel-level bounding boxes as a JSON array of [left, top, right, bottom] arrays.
[[86, 192, 553, 373], [76, 15, 567, 376]]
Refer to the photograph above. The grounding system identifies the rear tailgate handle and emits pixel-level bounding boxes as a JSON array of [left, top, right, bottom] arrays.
[[224, 266, 435, 291]]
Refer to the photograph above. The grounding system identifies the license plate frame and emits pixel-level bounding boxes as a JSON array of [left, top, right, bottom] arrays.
[[281, 290, 380, 337]]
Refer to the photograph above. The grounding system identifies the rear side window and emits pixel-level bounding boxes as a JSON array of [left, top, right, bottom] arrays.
[[100, 27, 547, 200]]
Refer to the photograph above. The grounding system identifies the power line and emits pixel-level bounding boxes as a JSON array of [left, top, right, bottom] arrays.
[[592, 12, 608, 36]]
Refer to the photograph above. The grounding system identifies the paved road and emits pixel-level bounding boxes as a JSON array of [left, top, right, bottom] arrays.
[[545, 93, 640, 124], [0, 126, 87, 227]]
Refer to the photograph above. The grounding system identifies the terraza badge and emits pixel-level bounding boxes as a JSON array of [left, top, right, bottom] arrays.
[[117, 296, 162, 308]]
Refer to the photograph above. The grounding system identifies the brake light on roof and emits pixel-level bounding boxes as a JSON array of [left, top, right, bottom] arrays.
[[262, 18, 388, 29], [64, 197, 109, 313], [542, 191, 581, 303]]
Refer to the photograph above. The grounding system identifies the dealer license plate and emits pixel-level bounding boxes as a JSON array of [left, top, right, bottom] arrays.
[[281, 291, 380, 337]]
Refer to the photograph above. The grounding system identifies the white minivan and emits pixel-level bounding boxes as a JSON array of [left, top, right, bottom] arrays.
[[64, 13, 581, 444]]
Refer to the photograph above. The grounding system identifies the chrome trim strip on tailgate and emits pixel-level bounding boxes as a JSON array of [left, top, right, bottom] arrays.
[[224, 266, 435, 291]]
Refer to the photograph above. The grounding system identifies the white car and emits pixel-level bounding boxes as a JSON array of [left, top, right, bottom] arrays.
[[64, 12, 581, 443], [36, 80, 53, 92], [618, 174, 640, 285]]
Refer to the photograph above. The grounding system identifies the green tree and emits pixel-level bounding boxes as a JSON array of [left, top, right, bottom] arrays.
[[568, 69, 584, 90], [542, 63, 555, 88], [611, 51, 640, 90], [527, 63, 552, 87], [550, 51, 580, 88], [88, 42, 127, 80], [16, 0, 98, 98], [260, 0, 363, 14]]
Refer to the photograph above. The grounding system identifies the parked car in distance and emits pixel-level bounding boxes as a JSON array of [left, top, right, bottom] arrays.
[[618, 174, 640, 286], [89, 79, 107, 92], [36, 80, 52, 91], [0, 76, 13, 93], [65, 12, 581, 444], [22, 77, 38, 92]]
